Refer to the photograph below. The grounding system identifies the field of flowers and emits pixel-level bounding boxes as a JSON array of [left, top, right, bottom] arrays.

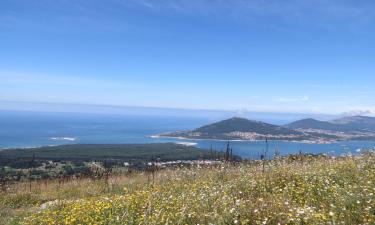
[[19, 153, 375, 225]]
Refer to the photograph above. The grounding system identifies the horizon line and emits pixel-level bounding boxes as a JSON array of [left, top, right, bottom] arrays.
[[0, 100, 372, 118]]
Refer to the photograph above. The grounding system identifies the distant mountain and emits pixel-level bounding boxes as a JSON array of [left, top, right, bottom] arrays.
[[160, 117, 307, 141], [287, 116, 375, 133], [331, 116, 375, 124], [285, 118, 342, 131], [195, 117, 301, 135], [331, 116, 375, 132], [158, 116, 375, 142]]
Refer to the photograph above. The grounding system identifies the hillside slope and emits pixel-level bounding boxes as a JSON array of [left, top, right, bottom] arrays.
[[19, 153, 375, 225], [160, 116, 375, 141], [161, 117, 307, 140], [195, 117, 301, 135], [285, 118, 342, 130], [286, 116, 375, 132], [331, 116, 375, 131]]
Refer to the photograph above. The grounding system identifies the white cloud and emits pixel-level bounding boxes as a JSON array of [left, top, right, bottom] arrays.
[[275, 96, 310, 103], [341, 109, 374, 117]]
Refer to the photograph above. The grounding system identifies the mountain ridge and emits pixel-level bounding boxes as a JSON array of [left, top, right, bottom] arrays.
[[159, 117, 310, 141], [287, 116, 375, 132], [195, 117, 302, 135], [158, 116, 375, 142], [285, 118, 342, 131]]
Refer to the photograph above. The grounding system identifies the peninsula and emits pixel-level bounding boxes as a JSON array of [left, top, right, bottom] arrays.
[[157, 116, 375, 143]]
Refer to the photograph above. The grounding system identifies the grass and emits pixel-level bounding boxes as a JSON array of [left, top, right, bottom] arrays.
[[1, 153, 374, 225]]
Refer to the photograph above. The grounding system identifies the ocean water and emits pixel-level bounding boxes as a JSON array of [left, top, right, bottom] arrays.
[[1, 110, 374, 159]]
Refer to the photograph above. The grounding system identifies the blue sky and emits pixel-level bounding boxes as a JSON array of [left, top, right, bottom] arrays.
[[1, 0, 375, 115]]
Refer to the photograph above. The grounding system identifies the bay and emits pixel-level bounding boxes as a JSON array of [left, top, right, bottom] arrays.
[[1, 110, 374, 159]]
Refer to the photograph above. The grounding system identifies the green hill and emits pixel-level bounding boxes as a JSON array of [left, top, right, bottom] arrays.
[[160, 116, 375, 141], [161, 117, 306, 140], [195, 117, 301, 135], [285, 118, 342, 130], [331, 116, 375, 131], [286, 116, 375, 132]]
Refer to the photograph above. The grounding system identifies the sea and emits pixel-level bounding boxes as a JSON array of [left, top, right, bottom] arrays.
[[1, 110, 375, 159]]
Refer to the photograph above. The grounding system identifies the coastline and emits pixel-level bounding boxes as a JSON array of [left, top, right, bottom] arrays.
[[150, 135, 338, 144], [0, 142, 200, 151], [0, 144, 60, 151]]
